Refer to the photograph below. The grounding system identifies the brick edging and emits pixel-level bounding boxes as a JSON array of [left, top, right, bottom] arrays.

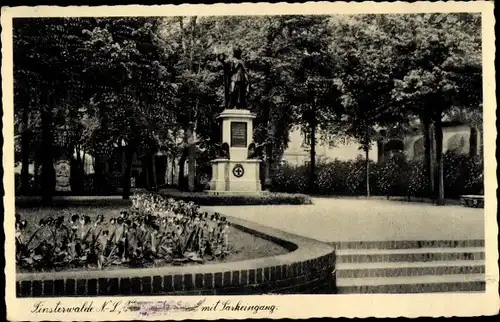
[[16, 213, 336, 296]]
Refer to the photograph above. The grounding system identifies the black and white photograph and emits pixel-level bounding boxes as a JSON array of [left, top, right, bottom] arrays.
[[2, 1, 497, 320]]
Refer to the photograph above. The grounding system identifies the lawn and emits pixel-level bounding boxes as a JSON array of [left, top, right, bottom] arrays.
[[16, 204, 288, 273]]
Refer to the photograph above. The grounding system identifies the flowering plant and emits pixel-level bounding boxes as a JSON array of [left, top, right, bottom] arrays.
[[16, 193, 232, 272]]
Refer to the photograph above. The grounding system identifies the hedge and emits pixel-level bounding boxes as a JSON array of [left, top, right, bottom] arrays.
[[272, 151, 483, 199], [159, 190, 312, 206]]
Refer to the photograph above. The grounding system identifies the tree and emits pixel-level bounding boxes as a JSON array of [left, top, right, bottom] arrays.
[[13, 18, 95, 202], [157, 16, 231, 191], [391, 13, 482, 205], [331, 15, 405, 197], [272, 15, 344, 193], [81, 17, 179, 198]]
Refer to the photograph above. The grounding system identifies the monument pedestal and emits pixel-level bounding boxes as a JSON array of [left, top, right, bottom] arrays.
[[206, 109, 262, 196], [207, 159, 262, 195]]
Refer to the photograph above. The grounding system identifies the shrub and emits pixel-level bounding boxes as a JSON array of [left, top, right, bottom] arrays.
[[159, 190, 312, 206], [345, 156, 380, 196], [272, 165, 309, 194], [105, 172, 123, 192], [443, 151, 484, 198], [272, 152, 483, 198], [83, 174, 95, 193], [377, 157, 400, 196], [407, 159, 427, 198], [317, 161, 344, 195], [15, 173, 35, 195], [464, 155, 484, 195]]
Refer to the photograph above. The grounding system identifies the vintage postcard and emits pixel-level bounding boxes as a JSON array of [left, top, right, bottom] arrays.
[[2, 1, 498, 320]]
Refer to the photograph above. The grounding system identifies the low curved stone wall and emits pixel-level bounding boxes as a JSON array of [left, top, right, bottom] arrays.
[[16, 215, 336, 296]]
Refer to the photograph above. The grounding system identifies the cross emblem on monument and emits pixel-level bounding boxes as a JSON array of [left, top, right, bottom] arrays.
[[232, 164, 245, 178]]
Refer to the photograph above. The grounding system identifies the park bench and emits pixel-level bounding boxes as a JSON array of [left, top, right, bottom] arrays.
[[460, 195, 484, 208]]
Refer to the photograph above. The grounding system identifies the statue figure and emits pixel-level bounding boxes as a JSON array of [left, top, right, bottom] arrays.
[[248, 142, 264, 159], [217, 53, 231, 109], [247, 143, 256, 159], [218, 48, 249, 109], [219, 142, 230, 159]]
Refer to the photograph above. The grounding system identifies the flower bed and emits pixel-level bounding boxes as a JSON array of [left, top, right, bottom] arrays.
[[16, 193, 288, 273], [16, 214, 336, 297], [159, 190, 312, 205]]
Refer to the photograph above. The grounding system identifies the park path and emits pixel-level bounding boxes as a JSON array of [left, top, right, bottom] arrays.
[[203, 197, 485, 242]]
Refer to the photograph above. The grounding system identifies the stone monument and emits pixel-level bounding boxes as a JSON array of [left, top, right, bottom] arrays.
[[54, 159, 71, 192], [207, 48, 262, 195]]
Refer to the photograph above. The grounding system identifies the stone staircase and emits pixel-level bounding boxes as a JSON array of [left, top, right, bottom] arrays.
[[332, 240, 486, 293]]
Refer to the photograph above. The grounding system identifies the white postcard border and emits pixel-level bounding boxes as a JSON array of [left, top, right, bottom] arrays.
[[2, 2, 498, 320]]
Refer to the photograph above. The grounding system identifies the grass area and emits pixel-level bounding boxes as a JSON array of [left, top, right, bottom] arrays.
[[16, 205, 289, 273]]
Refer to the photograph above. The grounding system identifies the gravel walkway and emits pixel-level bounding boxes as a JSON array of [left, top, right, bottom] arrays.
[[203, 197, 485, 242]]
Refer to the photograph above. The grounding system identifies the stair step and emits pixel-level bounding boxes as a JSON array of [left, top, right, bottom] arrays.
[[331, 240, 485, 250], [337, 259, 485, 269], [336, 247, 483, 255], [336, 260, 485, 278], [336, 247, 484, 263], [335, 273, 486, 293], [336, 273, 485, 287], [336, 281, 486, 294]]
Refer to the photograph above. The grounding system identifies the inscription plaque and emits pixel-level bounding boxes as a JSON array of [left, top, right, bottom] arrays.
[[231, 122, 247, 147]]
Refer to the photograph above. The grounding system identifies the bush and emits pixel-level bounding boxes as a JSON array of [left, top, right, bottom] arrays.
[[15, 173, 35, 195], [274, 157, 379, 196], [316, 157, 379, 196], [83, 174, 95, 193], [272, 165, 309, 194], [159, 190, 312, 206], [407, 159, 427, 197], [271, 152, 483, 199], [443, 151, 484, 198], [377, 156, 401, 196], [464, 155, 484, 195]]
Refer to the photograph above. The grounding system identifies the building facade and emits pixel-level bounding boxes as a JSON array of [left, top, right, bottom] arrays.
[[282, 122, 481, 167]]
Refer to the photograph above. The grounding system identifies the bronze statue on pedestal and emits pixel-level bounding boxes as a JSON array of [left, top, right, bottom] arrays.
[[218, 48, 249, 109]]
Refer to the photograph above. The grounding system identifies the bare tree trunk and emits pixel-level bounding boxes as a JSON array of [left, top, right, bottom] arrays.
[[143, 156, 150, 189], [33, 149, 41, 193], [422, 115, 435, 198], [469, 126, 478, 157], [187, 124, 196, 192], [178, 149, 187, 190], [122, 145, 134, 200], [434, 117, 445, 205], [20, 130, 32, 195], [20, 103, 31, 195], [171, 156, 176, 185], [187, 16, 198, 193], [71, 144, 84, 194], [309, 120, 316, 194], [365, 147, 370, 197], [41, 107, 55, 205], [151, 154, 157, 191], [263, 143, 272, 190]]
